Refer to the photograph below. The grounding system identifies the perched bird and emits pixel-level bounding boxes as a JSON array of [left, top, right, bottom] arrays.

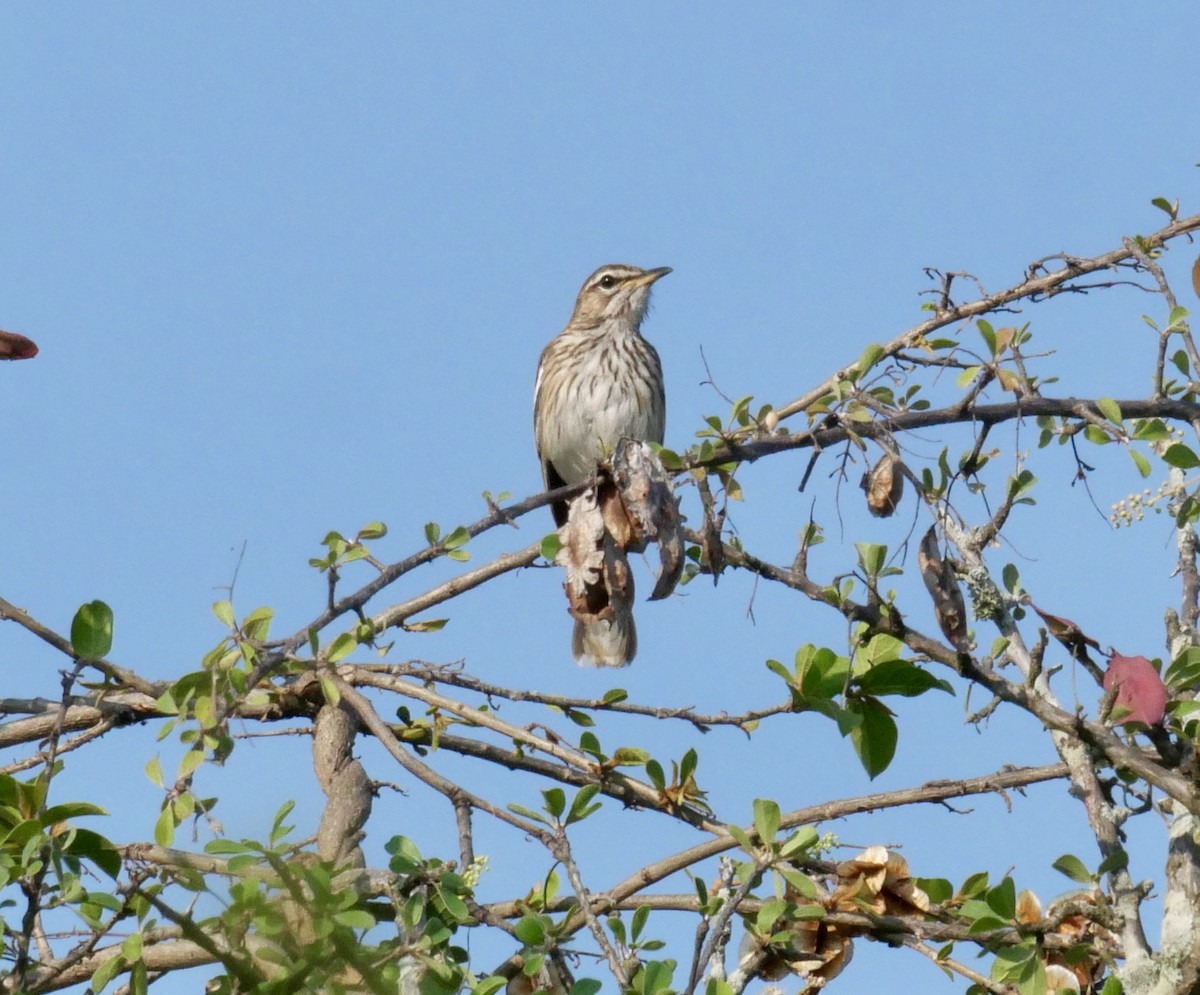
[[534, 263, 671, 665]]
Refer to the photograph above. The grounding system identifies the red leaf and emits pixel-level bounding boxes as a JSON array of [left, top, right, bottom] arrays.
[[1103, 654, 1167, 725], [0, 329, 38, 360]]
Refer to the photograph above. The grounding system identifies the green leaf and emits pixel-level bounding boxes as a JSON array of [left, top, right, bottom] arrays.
[[540, 533, 563, 561], [513, 915, 545, 947], [333, 909, 377, 929], [326, 632, 357, 663], [977, 319, 997, 356], [1016, 952, 1047, 995], [855, 342, 885, 378], [443, 526, 470, 550], [609, 746, 649, 767], [89, 951, 127, 992], [507, 803, 549, 825], [725, 823, 755, 853], [640, 960, 675, 995], [631, 904, 650, 942], [319, 676, 341, 707], [956, 365, 981, 388], [542, 788, 566, 819], [1129, 448, 1152, 478], [959, 870, 990, 898], [846, 698, 898, 778], [854, 542, 887, 577], [357, 521, 388, 540], [856, 660, 953, 697], [145, 756, 164, 789], [424, 522, 441, 543], [153, 807, 175, 848], [570, 981, 603, 995], [602, 688, 628, 704], [1163, 443, 1200, 469], [752, 798, 781, 843], [472, 978, 508, 995], [566, 785, 602, 825], [1095, 397, 1122, 425], [1097, 849, 1129, 876], [1051, 853, 1094, 884], [915, 877, 952, 904], [1164, 646, 1200, 689], [777, 826, 819, 859], [212, 600, 236, 628], [71, 600, 114, 659], [986, 877, 1016, 919]]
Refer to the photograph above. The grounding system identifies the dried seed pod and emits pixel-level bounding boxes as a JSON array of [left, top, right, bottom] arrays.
[[917, 527, 968, 646], [861, 453, 904, 517]]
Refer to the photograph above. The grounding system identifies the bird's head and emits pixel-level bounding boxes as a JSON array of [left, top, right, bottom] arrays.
[[571, 264, 671, 326]]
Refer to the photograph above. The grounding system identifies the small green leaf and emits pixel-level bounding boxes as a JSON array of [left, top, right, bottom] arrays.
[[357, 521, 388, 541], [854, 542, 887, 577], [986, 877, 1016, 920], [1051, 853, 1094, 884], [424, 522, 441, 543], [326, 633, 357, 663], [154, 807, 176, 848], [602, 688, 628, 704], [725, 823, 754, 852], [1151, 196, 1178, 219], [212, 600, 236, 629], [610, 746, 650, 767], [513, 915, 545, 947], [542, 788, 566, 818], [506, 803, 549, 825], [443, 526, 470, 550], [1095, 397, 1122, 425], [1163, 443, 1200, 469], [752, 798, 781, 843], [1097, 849, 1129, 876], [540, 533, 563, 561], [855, 343, 885, 378], [777, 826, 819, 859], [71, 600, 114, 659], [566, 785, 602, 825], [956, 365, 981, 388], [334, 909, 377, 929], [846, 698, 898, 778], [320, 676, 341, 707], [1130, 448, 1152, 478], [145, 756, 164, 788]]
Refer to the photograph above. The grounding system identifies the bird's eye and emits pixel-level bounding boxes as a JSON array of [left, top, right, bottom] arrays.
[[598, 275, 618, 290]]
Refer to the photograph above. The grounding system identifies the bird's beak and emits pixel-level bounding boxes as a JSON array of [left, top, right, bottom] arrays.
[[629, 266, 672, 288]]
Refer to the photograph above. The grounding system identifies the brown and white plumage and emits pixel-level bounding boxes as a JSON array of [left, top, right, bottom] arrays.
[[534, 263, 670, 665]]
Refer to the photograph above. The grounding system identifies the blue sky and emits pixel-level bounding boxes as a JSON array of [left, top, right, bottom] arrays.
[[2, 5, 1199, 992]]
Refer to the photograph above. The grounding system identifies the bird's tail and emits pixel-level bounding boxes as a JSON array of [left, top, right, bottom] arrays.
[[573, 610, 637, 667]]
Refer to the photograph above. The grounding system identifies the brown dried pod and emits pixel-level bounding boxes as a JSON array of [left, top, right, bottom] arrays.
[[917, 527, 968, 645], [861, 453, 904, 517]]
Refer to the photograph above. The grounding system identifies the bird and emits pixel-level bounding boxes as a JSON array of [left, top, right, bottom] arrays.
[[534, 263, 671, 666]]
